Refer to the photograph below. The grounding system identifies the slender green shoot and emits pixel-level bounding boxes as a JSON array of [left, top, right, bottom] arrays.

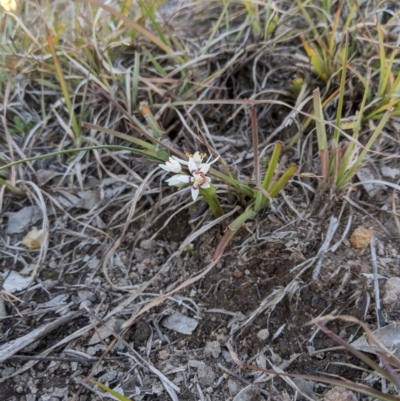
[[46, 34, 81, 142]]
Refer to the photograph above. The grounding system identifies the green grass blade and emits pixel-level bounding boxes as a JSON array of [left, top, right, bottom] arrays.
[[82, 122, 155, 150], [268, 165, 298, 199], [132, 51, 140, 109], [322, 0, 331, 13], [86, 0, 181, 61], [199, 184, 225, 218], [201, 0, 230, 56], [337, 70, 371, 184], [313, 88, 328, 151], [313, 88, 329, 179], [46, 34, 80, 142], [377, 22, 388, 98], [143, 48, 167, 77], [140, 102, 163, 139], [339, 108, 392, 186], [263, 141, 283, 191], [0, 146, 166, 173], [138, 0, 171, 48], [333, 31, 349, 144], [89, 379, 133, 401]]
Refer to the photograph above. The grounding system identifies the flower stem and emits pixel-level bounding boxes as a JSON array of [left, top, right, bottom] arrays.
[[199, 184, 224, 218]]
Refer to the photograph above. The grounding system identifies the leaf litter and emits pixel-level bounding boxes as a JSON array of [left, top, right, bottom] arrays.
[[2, 1, 400, 401]]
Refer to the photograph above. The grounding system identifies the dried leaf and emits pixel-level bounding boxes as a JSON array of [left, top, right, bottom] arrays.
[[22, 228, 44, 249], [2, 270, 31, 293], [350, 323, 400, 357], [7, 206, 42, 234]]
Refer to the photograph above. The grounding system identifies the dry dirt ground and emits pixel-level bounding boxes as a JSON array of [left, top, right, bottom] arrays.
[[2, 1, 400, 401], [1, 176, 400, 401]]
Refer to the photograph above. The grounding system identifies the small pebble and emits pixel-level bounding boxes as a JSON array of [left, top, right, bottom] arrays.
[[188, 360, 204, 368], [140, 239, 156, 250], [257, 328, 269, 341], [270, 354, 282, 364], [228, 379, 239, 396], [205, 341, 221, 358], [324, 386, 357, 401], [158, 349, 170, 360], [197, 364, 215, 386], [232, 269, 243, 278], [222, 349, 233, 363], [349, 226, 373, 250], [383, 277, 400, 305]]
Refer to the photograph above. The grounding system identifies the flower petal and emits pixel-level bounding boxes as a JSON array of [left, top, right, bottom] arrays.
[[159, 163, 171, 172], [166, 174, 190, 186], [167, 159, 182, 173], [199, 163, 211, 174], [192, 152, 204, 167], [200, 180, 211, 189], [171, 156, 188, 166], [191, 186, 199, 200], [207, 154, 220, 164], [188, 157, 198, 174]]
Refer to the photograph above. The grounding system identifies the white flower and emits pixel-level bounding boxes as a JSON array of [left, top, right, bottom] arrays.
[[159, 157, 182, 173], [160, 152, 218, 201], [0, 0, 17, 12]]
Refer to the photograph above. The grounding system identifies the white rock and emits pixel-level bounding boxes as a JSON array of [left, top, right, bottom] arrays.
[[162, 311, 198, 335], [257, 329, 270, 341], [383, 277, 400, 305], [205, 341, 221, 358], [140, 239, 156, 250]]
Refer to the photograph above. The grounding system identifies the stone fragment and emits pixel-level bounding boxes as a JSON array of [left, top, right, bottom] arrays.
[[228, 380, 239, 396], [349, 226, 373, 250], [257, 329, 270, 341], [222, 349, 233, 363], [383, 277, 400, 305], [188, 360, 204, 368], [197, 364, 215, 386], [99, 370, 118, 383], [158, 349, 170, 360], [232, 269, 243, 278], [324, 386, 357, 401], [162, 311, 198, 335], [205, 341, 221, 358], [140, 239, 156, 250]]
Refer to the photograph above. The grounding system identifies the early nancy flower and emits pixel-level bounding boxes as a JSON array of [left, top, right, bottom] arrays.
[[158, 157, 182, 173], [160, 152, 218, 201]]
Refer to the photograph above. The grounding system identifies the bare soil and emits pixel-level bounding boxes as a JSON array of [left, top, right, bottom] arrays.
[[1, 187, 400, 400]]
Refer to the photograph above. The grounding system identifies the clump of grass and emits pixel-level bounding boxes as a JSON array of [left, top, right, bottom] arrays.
[[313, 85, 392, 190]]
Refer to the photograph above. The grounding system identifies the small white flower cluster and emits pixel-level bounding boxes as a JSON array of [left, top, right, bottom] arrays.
[[159, 152, 218, 201]]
